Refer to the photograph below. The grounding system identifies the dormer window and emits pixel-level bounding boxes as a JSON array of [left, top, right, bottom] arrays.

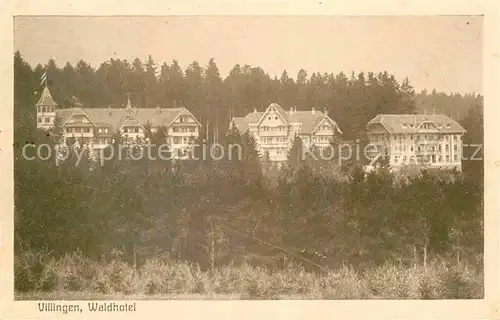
[[446, 123, 451, 128], [401, 124, 407, 129]]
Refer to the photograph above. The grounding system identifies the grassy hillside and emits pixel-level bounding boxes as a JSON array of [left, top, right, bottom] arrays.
[[15, 251, 483, 300]]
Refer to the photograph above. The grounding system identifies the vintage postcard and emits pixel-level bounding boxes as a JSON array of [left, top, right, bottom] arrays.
[[1, 0, 499, 319]]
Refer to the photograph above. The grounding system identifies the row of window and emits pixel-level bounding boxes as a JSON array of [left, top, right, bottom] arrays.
[[312, 136, 331, 143], [259, 135, 332, 145], [37, 117, 53, 123], [399, 123, 452, 130], [393, 154, 459, 164], [172, 137, 192, 145], [97, 128, 111, 133], [172, 127, 196, 133], [94, 138, 112, 145], [72, 116, 87, 123], [261, 137, 288, 144], [371, 133, 459, 141], [37, 106, 55, 113], [66, 127, 91, 133], [70, 137, 193, 146], [123, 127, 140, 133], [261, 126, 287, 132], [390, 143, 458, 153]]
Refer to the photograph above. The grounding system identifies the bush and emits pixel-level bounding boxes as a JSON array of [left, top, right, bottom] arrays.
[[14, 250, 49, 292], [14, 251, 484, 299]]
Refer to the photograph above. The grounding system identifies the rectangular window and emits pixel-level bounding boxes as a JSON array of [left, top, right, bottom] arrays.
[[38, 118, 42, 123], [454, 145, 457, 151], [189, 127, 195, 132], [45, 117, 50, 123], [446, 155, 450, 162], [454, 155, 458, 162], [446, 144, 449, 151], [134, 127, 139, 133], [84, 128, 90, 133]]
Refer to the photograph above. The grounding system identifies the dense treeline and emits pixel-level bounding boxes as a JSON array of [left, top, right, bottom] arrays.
[[14, 51, 482, 141], [14, 52, 483, 276]]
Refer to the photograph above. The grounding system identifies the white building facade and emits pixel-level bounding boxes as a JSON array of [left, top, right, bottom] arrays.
[[35, 85, 201, 157], [366, 114, 466, 171], [229, 103, 342, 162]]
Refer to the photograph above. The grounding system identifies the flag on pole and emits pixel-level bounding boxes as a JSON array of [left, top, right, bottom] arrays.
[[40, 71, 47, 86]]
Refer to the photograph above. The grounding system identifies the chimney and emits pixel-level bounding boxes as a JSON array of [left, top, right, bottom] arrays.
[[156, 104, 161, 114], [311, 107, 315, 115], [253, 107, 257, 114], [294, 106, 297, 112], [289, 107, 293, 115], [107, 105, 112, 116]]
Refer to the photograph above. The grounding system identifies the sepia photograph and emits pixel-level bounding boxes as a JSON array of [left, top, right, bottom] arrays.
[[10, 13, 488, 305]]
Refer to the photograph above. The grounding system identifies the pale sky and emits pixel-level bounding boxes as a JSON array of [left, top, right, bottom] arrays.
[[14, 16, 483, 94]]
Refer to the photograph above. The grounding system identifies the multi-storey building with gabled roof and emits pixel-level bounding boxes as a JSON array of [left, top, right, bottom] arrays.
[[365, 114, 467, 171], [35, 85, 201, 157], [229, 103, 343, 162]]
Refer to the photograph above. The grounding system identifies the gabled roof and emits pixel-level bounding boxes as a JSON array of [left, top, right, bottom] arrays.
[[36, 86, 57, 106], [367, 114, 466, 134], [230, 103, 342, 135], [288, 111, 330, 134], [256, 103, 289, 126], [55, 107, 197, 132], [311, 115, 343, 135]]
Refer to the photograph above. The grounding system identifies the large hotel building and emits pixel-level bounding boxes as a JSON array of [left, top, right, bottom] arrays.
[[36, 84, 466, 171], [229, 103, 343, 162], [35, 85, 201, 157], [365, 114, 466, 171]]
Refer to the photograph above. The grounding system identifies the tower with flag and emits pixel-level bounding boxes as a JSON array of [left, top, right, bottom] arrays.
[[36, 71, 58, 129]]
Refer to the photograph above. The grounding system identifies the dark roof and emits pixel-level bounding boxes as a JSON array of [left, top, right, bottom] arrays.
[[36, 86, 57, 106], [367, 114, 466, 134], [56, 107, 197, 132]]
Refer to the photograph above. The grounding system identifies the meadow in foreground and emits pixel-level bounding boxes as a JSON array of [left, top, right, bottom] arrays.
[[15, 251, 483, 300]]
